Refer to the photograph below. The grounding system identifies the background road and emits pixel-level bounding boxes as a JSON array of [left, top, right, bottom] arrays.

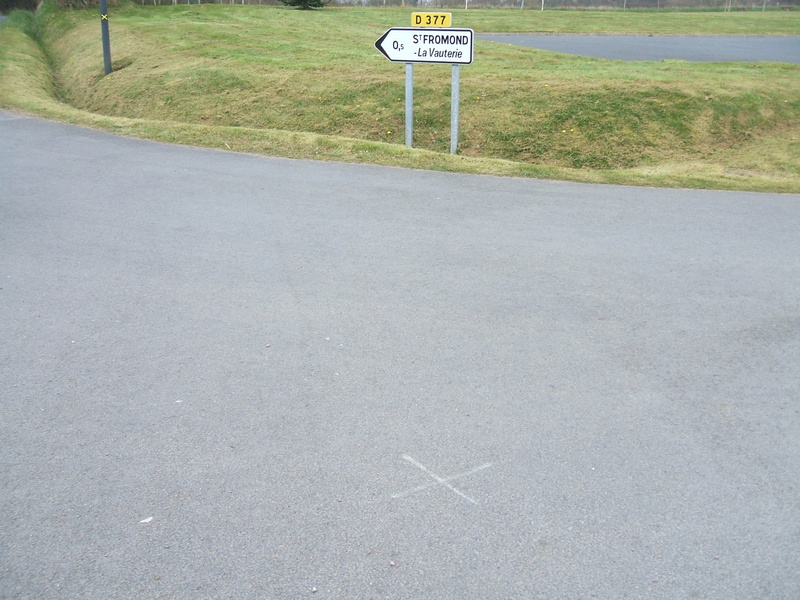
[[477, 34, 800, 62], [1, 111, 799, 599]]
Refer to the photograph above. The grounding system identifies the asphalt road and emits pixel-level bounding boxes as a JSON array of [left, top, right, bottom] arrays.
[[2, 111, 799, 600], [477, 34, 800, 62]]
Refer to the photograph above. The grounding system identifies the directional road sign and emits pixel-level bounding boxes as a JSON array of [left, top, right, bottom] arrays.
[[375, 28, 474, 65]]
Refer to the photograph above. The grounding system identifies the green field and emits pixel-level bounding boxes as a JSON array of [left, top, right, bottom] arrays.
[[2, 3, 800, 191]]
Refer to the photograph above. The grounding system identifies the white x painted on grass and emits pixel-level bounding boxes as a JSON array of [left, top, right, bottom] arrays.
[[392, 455, 493, 505]]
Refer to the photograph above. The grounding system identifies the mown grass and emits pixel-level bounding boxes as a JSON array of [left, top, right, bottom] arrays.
[[2, 3, 799, 191]]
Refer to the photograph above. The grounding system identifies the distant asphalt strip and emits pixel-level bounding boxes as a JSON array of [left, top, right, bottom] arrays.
[[477, 34, 800, 63]]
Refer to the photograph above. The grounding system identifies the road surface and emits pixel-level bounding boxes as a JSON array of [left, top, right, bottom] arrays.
[[2, 111, 799, 599], [477, 34, 800, 62]]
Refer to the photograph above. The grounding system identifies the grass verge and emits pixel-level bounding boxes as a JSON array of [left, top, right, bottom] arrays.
[[2, 4, 799, 192]]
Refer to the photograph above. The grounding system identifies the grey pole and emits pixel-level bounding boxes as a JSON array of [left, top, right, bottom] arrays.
[[450, 64, 460, 155], [99, 0, 112, 76], [405, 63, 413, 147]]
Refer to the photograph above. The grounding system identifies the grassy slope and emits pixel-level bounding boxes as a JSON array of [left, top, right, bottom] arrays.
[[2, 5, 799, 192]]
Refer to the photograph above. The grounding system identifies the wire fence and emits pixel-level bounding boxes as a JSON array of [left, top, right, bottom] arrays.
[[139, 0, 799, 8], [4, 0, 797, 11], [337, 0, 799, 7], [131, 0, 800, 7]]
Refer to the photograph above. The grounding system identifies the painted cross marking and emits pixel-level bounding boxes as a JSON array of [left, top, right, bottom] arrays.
[[392, 455, 493, 505]]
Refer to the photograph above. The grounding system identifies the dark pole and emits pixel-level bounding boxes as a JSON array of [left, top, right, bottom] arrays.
[[99, 0, 112, 76]]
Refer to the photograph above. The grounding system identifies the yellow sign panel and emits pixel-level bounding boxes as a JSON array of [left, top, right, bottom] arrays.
[[411, 12, 452, 28]]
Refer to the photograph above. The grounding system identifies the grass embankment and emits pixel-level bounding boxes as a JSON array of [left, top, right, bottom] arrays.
[[2, 4, 799, 191]]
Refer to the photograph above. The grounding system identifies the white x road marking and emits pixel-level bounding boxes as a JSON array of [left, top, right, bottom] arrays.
[[392, 455, 493, 505]]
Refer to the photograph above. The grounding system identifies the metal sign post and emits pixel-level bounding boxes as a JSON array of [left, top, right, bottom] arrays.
[[406, 63, 413, 147], [99, 0, 112, 76], [450, 64, 460, 155]]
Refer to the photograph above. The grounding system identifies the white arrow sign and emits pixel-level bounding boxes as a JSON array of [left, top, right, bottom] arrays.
[[375, 27, 474, 65]]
